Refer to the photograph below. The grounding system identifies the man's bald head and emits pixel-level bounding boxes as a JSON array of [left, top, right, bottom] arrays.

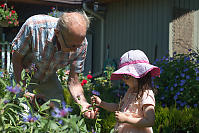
[[55, 11, 90, 52], [57, 11, 90, 38]]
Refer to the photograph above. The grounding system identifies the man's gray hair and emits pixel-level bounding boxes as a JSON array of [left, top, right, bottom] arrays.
[[57, 11, 90, 31]]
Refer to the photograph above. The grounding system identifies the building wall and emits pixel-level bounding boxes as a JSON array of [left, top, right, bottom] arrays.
[[91, 0, 199, 74]]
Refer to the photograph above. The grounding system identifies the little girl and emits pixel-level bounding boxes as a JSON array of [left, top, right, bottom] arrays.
[[91, 50, 160, 133]]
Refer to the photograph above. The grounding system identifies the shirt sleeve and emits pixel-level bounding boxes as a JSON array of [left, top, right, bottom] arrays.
[[71, 38, 88, 73], [140, 90, 155, 108], [12, 18, 32, 56]]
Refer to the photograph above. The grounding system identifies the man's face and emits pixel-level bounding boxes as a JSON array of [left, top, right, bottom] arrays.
[[57, 29, 85, 52]]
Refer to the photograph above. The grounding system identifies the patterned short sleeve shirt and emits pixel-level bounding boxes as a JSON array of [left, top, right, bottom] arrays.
[[12, 14, 88, 82]]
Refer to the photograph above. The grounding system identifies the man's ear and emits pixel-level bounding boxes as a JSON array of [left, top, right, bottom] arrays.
[[54, 29, 59, 36]]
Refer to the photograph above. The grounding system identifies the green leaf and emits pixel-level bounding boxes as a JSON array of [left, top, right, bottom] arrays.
[[6, 112, 16, 126], [0, 78, 7, 87], [49, 120, 59, 130], [21, 69, 26, 80]]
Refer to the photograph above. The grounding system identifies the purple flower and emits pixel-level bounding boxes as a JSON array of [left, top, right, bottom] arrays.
[[174, 83, 178, 87], [195, 68, 199, 74], [180, 80, 186, 86], [170, 87, 174, 91], [180, 101, 186, 107], [6, 85, 21, 94], [58, 120, 63, 125], [3, 100, 10, 104], [181, 73, 185, 77], [30, 63, 37, 71], [186, 75, 190, 79], [52, 102, 73, 118], [176, 100, 181, 104], [164, 86, 169, 91], [184, 57, 190, 61], [92, 90, 100, 96], [174, 95, 178, 100], [23, 114, 38, 122], [194, 104, 198, 108], [160, 96, 165, 100], [170, 57, 174, 61], [180, 88, 184, 91], [176, 92, 180, 95], [196, 77, 199, 81], [183, 68, 189, 72], [0, 72, 4, 77], [162, 103, 166, 108], [160, 67, 163, 74]]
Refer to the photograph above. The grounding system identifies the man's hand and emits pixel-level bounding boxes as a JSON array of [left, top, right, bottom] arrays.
[[81, 103, 99, 119], [24, 92, 46, 106]]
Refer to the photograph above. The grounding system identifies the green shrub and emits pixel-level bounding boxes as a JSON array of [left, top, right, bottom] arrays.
[[153, 50, 199, 109], [154, 105, 199, 133]]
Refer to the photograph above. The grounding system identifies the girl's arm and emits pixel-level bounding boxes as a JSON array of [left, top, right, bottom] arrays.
[[100, 101, 119, 112], [91, 95, 119, 112], [115, 104, 155, 127]]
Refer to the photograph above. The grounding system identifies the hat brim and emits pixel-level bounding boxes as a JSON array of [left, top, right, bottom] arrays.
[[110, 63, 160, 80]]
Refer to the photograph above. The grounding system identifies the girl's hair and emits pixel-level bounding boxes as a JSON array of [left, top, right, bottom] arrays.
[[136, 72, 156, 100]]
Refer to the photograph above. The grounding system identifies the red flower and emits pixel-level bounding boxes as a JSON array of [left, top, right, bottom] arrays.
[[82, 79, 87, 84], [11, 10, 15, 14], [1, 4, 4, 8], [87, 74, 92, 79]]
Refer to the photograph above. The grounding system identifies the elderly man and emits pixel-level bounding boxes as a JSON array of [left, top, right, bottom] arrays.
[[11, 11, 97, 119]]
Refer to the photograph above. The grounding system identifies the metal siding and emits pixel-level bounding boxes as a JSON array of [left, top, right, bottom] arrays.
[[174, 0, 199, 10], [92, 18, 102, 73], [103, 0, 173, 62], [92, 0, 199, 74]]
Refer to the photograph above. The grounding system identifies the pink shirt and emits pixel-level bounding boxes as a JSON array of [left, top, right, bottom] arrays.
[[115, 89, 155, 133]]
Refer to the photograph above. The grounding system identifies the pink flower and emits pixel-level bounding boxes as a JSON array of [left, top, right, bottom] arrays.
[[1, 4, 4, 8]]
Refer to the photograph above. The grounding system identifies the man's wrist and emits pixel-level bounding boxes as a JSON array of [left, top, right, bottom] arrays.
[[99, 101, 104, 108], [75, 94, 88, 106]]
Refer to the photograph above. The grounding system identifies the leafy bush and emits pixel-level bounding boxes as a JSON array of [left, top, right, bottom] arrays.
[[59, 66, 119, 133], [0, 69, 94, 133], [153, 50, 199, 109], [154, 105, 199, 133]]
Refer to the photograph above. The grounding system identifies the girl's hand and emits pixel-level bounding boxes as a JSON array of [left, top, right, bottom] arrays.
[[91, 95, 102, 106], [115, 111, 127, 123]]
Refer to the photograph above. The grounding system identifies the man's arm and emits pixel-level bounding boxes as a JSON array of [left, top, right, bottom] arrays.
[[68, 64, 97, 119], [68, 63, 89, 106]]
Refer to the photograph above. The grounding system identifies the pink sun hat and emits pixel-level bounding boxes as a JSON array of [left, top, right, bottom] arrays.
[[110, 50, 160, 80]]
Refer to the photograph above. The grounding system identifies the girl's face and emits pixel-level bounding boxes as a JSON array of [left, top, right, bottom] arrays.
[[122, 74, 138, 89]]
